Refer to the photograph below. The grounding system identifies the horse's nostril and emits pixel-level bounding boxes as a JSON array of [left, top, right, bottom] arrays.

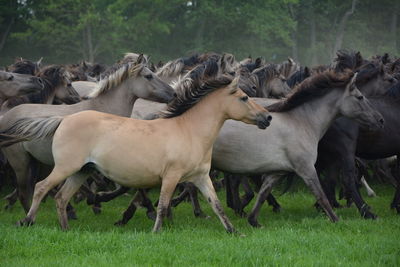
[[379, 118, 384, 124], [267, 115, 272, 122], [173, 93, 177, 98]]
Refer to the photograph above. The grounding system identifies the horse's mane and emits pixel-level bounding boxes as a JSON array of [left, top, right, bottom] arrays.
[[88, 62, 144, 98], [252, 64, 279, 87], [385, 81, 400, 99], [242, 57, 263, 72], [6, 65, 67, 108], [161, 76, 232, 119], [161, 59, 230, 118], [267, 69, 354, 112], [8, 59, 40, 75], [278, 58, 299, 78], [156, 54, 200, 78], [334, 50, 365, 72], [286, 66, 310, 88], [355, 62, 381, 86]]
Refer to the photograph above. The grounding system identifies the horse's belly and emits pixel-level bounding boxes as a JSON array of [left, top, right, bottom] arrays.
[[95, 163, 161, 188]]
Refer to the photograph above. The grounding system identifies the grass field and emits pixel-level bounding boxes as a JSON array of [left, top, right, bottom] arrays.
[[0, 184, 399, 266]]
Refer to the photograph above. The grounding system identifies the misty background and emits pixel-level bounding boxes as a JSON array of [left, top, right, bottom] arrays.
[[0, 0, 398, 67]]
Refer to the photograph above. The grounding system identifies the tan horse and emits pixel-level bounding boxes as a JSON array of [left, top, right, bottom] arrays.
[[9, 75, 271, 233]]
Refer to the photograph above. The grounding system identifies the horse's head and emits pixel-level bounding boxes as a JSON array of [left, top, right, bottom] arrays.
[[37, 65, 81, 104], [129, 55, 175, 103], [223, 76, 272, 129], [356, 62, 397, 95], [339, 73, 384, 131], [0, 71, 44, 99], [253, 64, 291, 98]]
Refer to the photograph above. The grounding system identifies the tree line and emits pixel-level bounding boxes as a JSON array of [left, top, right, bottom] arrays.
[[0, 0, 398, 66]]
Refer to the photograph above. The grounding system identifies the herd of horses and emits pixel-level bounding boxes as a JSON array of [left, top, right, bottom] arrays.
[[0, 50, 399, 233]]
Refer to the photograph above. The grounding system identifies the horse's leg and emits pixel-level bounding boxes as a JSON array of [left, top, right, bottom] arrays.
[[297, 165, 339, 222], [342, 154, 377, 219], [192, 175, 236, 234], [360, 176, 376, 197], [171, 182, 190, 207], [225, 173, 234, 209], [266, 194, 281, 213], [114, 189, 156, 225], [390, 155, 400, 213], [248, 174, 281, 228], [239, 176, 254, 213], [4, 189, 18, 210], [152, 174, 181, 233], [114, 192, 138, 226], [55, 173, 88, 230], [3, 146, 35, 213], [187, 182, 208, 218], [17, 166, 73, 226]]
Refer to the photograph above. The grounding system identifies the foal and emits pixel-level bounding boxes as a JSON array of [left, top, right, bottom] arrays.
[[7, 76, 271, 233]]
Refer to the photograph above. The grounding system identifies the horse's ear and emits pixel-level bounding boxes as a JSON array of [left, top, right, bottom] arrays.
[[36, 57, 43, 67], [382, 53, 390, 64], [229, 76, 240, 90], [304, 66, 310, 77], [348, 73, 358, 91], [255, 57, 262, 67], [356, 51, 363, 64], [81, 61, 89, 70], [288, 57, 294, 65], [136, 54, 145, 64]]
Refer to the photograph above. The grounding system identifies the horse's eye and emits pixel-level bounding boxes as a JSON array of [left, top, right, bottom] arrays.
[[7, 75, 13, 81], [144, 74, 153, 80], [229, 72, 235, 76], [357, 95, 364, 100], [240, 96, 248, 102]]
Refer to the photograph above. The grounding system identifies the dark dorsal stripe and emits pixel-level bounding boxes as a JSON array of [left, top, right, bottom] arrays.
[[267, 69, 353, 112]]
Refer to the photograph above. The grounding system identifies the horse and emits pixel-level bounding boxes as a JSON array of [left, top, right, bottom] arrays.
[[0, 65, 81, 208], [0, 65, 80, 116], [7, 58, 42, 76], [251, 64, 291, 98], [210, 69, 384, 227], [0, 55, 175, 212], [0, 71, 44, 103], [320, 81, 400, 216], [5, 75, 272, 233], [315, 56, 397, 218]]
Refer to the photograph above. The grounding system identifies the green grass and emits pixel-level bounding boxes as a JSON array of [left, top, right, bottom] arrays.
[[0, 184, 399, 266]]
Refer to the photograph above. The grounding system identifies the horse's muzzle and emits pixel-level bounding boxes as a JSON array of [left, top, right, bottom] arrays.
[[256, 113, 272, 129]]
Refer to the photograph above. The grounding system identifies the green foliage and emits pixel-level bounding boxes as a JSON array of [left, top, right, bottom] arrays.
[[0, 0, 399, 66]]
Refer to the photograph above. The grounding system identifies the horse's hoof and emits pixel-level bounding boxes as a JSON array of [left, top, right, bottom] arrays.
[[92, 206, 101, 215], [248, 217, 262, 228], [16, 218, 34, 227], [147, 211, 157, 221], [272, 206, 281, 213], [362, 211, 377, 220], [195, 212, 210, 219], [170, 199, 179, 207], [114, 220, 125, 226], [67, 211, 78, 220]]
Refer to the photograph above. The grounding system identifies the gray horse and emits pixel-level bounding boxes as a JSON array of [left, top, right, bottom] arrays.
[[211, 70, 384, 227], [0, 71, 44, 103]]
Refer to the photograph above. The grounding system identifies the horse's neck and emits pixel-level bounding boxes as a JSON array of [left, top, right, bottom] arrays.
[[85, 82, 136, 117], [176, 93, 226, 152], [289, 90, 342, 141]]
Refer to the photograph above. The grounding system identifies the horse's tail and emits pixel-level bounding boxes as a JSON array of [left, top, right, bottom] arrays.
[[0, 116, 63, 147]]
